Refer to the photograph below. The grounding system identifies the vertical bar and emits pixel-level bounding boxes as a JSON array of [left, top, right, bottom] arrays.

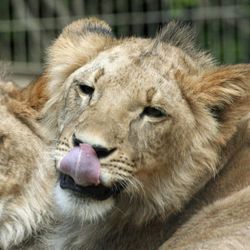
[[127, 0, 132, 36], [72, 0, 85, 17], [9, 0, 14, 62], [233, 0, 239, 63], [0, 0, 11, 61], [112, 0, 118, 35], [218, 0, 224, 62], [28, 0, 41, 66], [24, 0, 29, 64]]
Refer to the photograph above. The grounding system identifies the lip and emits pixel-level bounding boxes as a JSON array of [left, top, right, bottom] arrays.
[[60, 173, 125, 201]]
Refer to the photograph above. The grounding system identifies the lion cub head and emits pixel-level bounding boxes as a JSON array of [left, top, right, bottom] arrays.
[[40, 18, 250, 224], [0, 81, 55, 249]]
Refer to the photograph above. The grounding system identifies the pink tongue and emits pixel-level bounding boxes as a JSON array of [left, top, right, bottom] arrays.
[[59, 144, 100, 186]]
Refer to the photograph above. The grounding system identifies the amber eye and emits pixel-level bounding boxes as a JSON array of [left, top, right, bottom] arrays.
[[141, 106, 167, 118], [79, 84, 94, 96]]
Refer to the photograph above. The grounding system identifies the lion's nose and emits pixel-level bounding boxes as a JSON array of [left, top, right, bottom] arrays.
[[72, 133, 116, 159]]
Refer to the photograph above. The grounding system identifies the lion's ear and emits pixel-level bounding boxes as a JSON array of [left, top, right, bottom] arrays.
[[47, 17, 114, 84], [192, 64, 250, 141]]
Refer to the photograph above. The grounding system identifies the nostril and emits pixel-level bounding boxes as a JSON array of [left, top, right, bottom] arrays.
[[72, 133, 83, 147], [93, 146, 116, 159]]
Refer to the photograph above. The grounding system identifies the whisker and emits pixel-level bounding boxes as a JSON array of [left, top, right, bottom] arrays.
[[113, 205, 125, 216]]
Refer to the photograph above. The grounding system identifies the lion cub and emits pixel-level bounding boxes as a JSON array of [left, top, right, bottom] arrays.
[[0, 80, 55, 249], [25, 18, 250, 249]]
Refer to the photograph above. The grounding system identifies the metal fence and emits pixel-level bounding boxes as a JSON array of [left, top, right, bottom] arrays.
[[0, 0, 250, 76]]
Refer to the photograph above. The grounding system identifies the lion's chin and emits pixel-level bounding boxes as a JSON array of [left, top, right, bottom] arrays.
[[54, 184, 114, 222]]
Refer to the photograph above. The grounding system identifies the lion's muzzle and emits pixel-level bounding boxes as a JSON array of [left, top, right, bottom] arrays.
[[58, 140, 124, 200], [59, 144, 101, 186]]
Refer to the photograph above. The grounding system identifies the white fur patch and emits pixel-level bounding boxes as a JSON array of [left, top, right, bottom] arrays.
[[54, 184, 114, 222], [99, 170, 114, 186]]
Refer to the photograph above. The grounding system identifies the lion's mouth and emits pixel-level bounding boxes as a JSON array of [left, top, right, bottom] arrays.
[[60, 173, 125, 201]]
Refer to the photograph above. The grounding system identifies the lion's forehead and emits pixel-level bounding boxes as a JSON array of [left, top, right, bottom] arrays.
[[72, 44, 183, 101], [78, 44, 177, 77], [75, 46, 138, 78]]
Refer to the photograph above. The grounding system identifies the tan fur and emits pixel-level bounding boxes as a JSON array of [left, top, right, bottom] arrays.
[[28, 18, 250, 249], [0, 80, 56, 249], [20, 74, 49, 111]]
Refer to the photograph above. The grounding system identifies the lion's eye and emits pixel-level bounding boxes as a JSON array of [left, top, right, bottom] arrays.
[[79, 84, 94, 96], [141, 106, 167, 118]]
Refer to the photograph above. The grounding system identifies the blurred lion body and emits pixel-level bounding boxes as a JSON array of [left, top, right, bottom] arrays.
[[23, 18, 250, 249], [0, 80, 55, 249]]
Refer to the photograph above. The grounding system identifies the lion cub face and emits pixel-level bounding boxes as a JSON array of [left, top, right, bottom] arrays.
[[43, 18, 249, 224], [53, 41, 212, 222]]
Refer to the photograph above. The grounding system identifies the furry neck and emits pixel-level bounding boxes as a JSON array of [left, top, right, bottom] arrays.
[[196, 115, 250, 204]]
